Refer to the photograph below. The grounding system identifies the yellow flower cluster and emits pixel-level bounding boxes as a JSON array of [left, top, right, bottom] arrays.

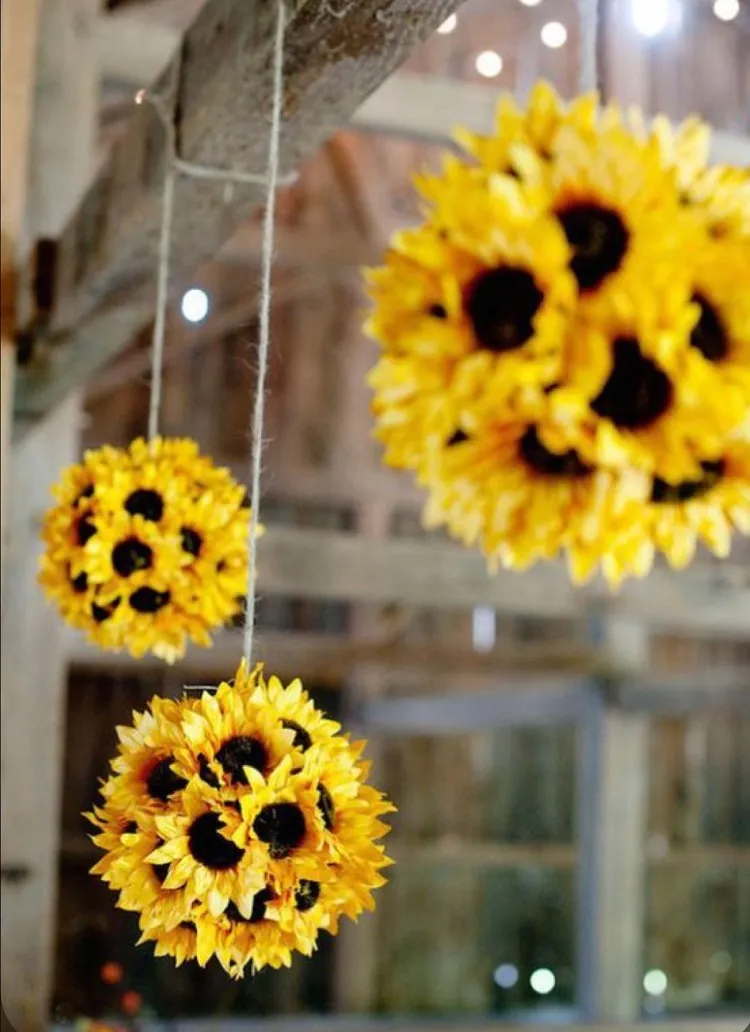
[[39, 437, 254, 662], [87, 662, 394, 978], [366, 82, 750, 585]]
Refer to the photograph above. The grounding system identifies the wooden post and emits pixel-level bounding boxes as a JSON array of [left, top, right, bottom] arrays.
[[0, 1, 99, 1027], [578, 619, 650, 1021], [0, 0, 43, 597]]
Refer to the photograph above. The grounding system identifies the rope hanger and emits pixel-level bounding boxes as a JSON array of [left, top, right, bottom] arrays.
[[141, 0, 289, 671]]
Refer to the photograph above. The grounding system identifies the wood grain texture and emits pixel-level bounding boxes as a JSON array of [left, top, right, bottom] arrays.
[[14, 0, 462, 425], [249, 527, 750, 639]]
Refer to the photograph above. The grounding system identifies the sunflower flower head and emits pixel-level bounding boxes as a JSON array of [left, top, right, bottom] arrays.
[[87, 661, 395, 978], [365, 81, 750, 585], [39, 437, 257, 662]]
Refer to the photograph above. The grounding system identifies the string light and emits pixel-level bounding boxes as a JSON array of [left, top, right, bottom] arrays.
[[518, 0, 544, 6], [541, 20, 568, 47], [180, 287, 210, 323], [630, 0, 679, 37], [643, 969, 668, 995], [475, 50, 503, 77], [437, 13, 458, 34], [530, 968, 556, 995], [713, 0, 740, 20], [493, 963, 519, 988]]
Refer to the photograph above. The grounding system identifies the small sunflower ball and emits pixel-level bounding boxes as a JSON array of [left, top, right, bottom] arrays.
[[39, 437, 256, 662], [86, 662, 395, 978]]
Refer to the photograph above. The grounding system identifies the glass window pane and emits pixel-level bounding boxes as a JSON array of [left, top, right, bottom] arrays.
[[373, 864, 576, 1016]]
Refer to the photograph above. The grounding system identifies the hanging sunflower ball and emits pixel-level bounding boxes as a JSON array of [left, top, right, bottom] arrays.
[[87, 662, 395, 978], [365, 82, 750, 585], [39, 437, 255, 662]]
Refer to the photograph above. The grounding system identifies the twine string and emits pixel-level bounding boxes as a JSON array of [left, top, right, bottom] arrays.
[[137, 26, 294, 442], [241, 0, 286, 667], [577, 0, 600, 95]]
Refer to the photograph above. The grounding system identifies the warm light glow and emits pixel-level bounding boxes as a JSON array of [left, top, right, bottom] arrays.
[[713, 0, 740, 19], [437, 13, 458, 34], [518, 0, 544, 6], [643, 969, 668, 996], [541, 20, 568, 47], [530, 968, 556, 995], [181, 288, 210, 324], [476, 50, 503, 77], [630, 0, 678, 36]]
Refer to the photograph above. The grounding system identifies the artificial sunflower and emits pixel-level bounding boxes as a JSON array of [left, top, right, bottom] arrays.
[[366, 171, 577, 470], [366, 83, 750, 585], [88, 662, 394, 977], [420, 418, 650, 578], [39, 437, 256, 662]]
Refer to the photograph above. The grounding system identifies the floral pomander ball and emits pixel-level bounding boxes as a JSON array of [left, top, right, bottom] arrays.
[[39, 437, 256, 661], [87, 662, 394, 978], [366, 82, 750, 585]]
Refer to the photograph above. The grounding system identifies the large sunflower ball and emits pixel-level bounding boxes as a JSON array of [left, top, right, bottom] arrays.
[[365, 82, 750, 586], [86, 662, 395, 978], [39, 437, 256, 662]]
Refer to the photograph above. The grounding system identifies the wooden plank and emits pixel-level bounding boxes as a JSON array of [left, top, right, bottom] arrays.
[[67, 628, 592, 680], [48, 1018, 741, 1032], [13, 0, 462, 427], [251, 527, 750, 639], [352, 73, 750, 167]]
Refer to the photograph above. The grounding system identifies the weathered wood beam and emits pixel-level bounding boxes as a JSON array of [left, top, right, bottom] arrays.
[[252, 527, 750, 639], [14, 0, 461, 427], [353, 73, 750, 167], [67, 629, 591, 681]]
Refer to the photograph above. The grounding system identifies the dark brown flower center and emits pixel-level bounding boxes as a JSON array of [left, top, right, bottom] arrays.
[[188, 812, 244, 870], [317, 784, 335, 831], [519, 427, 591, 478], [146, 756, 188, 802], [91, 597, 119, 623], [465, 266, 544, 353], [651, 460, 725, 504], [76, 516, 97, 546], [216, 736, 267, 785], [282, 720, 312, 752], [225, 890, 274, 924], [690, 293, 729, 362], [180, 527, 203, 557], [592, 337, 672, 429], [428, 303, 447, 319], [198, 754, 220, 788], [557, 203, 629, 291], [253, 803, 306, 858], [112, 537, 153, 577], [71, 571, 88, 593], [125, 489, 164, 522], [447, 429, 470, 447], [295, 879, 321, 913], [129, 587, 170, 613]]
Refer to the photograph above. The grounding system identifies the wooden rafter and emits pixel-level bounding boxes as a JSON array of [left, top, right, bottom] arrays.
[[14, 0, 462, 428]]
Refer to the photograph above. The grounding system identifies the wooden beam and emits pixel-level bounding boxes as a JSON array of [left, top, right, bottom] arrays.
[[352, 73, 750, 167], [14, 0, 462, 427], [1, 2, 98, 1027], [67, 629, 591, 681], [251, 527, 750, 639], [1, 398, 81, 1032], [578, 622, 650, 1023]]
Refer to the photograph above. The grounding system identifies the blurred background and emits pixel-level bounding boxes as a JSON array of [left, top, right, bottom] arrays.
[[1, 0, 749, 1029]]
